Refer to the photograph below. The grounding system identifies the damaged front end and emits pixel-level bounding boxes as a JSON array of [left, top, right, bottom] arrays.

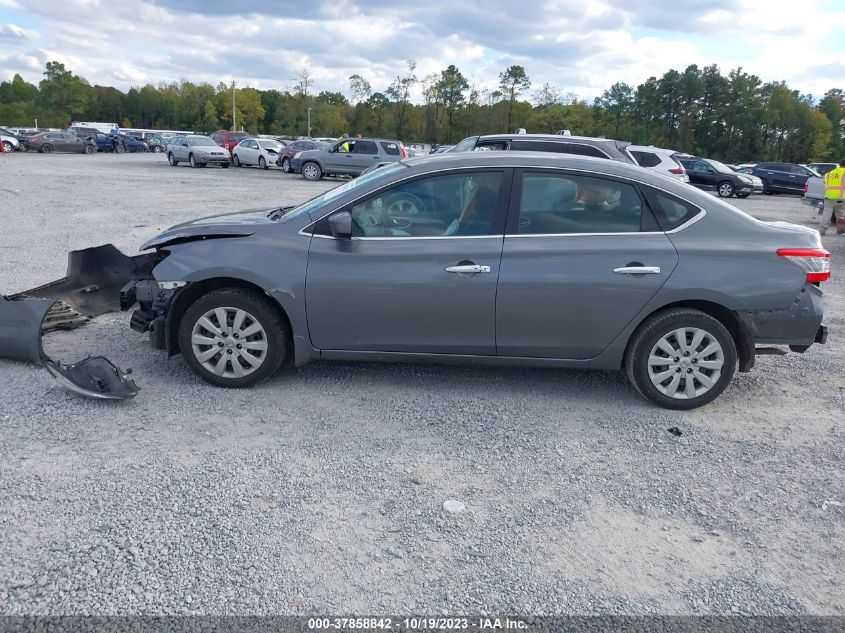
[[0, 245, 154, 400]]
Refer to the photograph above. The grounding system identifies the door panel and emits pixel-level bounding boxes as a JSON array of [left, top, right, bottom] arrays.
[[496, 169, 678, 359], [496, 235, 678, 358], [306, 169, 511, 354], [306, 237, 503, 354]]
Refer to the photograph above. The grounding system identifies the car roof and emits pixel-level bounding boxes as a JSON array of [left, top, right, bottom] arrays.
[[478, 133, 626, 144]]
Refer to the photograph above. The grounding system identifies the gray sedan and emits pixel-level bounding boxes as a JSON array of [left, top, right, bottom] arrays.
[[121, 153, 829, 409], [166, 135, 231, 168]]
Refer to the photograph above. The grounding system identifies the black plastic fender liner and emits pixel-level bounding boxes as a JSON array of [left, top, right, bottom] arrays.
[[45, 356, 139, 400], [0, 296, 55, 363]]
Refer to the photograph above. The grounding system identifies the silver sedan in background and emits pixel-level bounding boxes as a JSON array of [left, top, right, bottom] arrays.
[[232, 138, 284, 169], [166, 135, 231, 168]]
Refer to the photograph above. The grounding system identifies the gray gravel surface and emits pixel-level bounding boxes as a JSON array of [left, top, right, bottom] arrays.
[[0, 152, 843, 615]]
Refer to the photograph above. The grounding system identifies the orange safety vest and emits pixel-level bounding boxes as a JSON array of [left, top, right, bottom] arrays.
[[824, 167, 845, 200]]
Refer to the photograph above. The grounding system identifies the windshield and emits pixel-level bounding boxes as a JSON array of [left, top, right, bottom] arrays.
[[257, 139, 282, 149], [188, 137, 218, 147], [231, 132, 249, 141], [273, 162, 408, 221], [706, 159, 735, 174]]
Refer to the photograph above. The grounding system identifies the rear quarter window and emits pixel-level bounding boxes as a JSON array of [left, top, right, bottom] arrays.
[[630, 151, 661, 168], [569, 143, 609, 159], [510, 140, 568, 153], [640, 185, 702, 231], [380, 142, 400, 155]]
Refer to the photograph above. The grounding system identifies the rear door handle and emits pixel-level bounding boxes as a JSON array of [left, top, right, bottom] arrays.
[[445, 264, 491, 274], [614, 266, 661, 274]]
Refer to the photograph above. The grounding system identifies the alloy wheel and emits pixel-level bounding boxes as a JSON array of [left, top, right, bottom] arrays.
[[190, 307, 269, 379], [646, 327, 724, 400]]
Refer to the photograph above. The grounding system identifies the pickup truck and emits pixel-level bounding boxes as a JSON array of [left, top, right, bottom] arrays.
[[802, 177, 825, 214]]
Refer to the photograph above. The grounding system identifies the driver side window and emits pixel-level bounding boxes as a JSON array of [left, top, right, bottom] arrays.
[[328, 171, 504, 238]]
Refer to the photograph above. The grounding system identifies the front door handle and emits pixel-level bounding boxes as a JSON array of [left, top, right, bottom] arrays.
[[614, 266, 661, 274], [445, 264, 491, 274]]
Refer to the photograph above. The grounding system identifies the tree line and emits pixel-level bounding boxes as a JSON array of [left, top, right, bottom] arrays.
[[1, 60, 842, 163]]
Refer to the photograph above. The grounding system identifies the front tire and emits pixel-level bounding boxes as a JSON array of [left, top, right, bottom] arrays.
[[259, 156, 267, 170], [717, 181, 734, 198], [114, 144, 125, 154], [281, 157, 291, 173], [153, 145, 163, 153], [168, 153, 178, 166], [2, 141, 13, 153], [189, 153, 198, 168], [302, 161, 322, 181], [178, 288, 289, 388], [625, 308, 737, 410], [233, 154, 241, 167]]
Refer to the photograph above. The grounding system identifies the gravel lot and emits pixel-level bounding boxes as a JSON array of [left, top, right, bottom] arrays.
[[0, 152, 843, 616]]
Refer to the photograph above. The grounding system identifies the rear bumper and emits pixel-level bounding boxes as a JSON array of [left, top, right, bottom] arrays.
[[802, 196, 824, 210], [741, 284, 825, 348]]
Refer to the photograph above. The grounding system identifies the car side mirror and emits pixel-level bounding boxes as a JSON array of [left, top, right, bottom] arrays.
[[328, 211, 353, 239]]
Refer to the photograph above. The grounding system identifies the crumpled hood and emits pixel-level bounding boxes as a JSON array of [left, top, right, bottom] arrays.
[[141, 207, 278, 250]]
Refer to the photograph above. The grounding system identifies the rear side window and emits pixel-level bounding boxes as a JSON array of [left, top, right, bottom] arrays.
[[510, 140, 568, 153], [515, 172, 643, 235], [630, 151, 661, 167], [640, 185, 702, 231], [353, 140, 378, 154], [475, 141, 508, 151], [569, 144, 609, 159], [452, 136, 478, 152], [380, 141, 400, 155]]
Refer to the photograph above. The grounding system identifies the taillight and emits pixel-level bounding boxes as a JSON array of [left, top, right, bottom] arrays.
[[400, 144, 407, 159], [803, 181, 808, 193], [669, 167, 684, 174], [777, 248, 831, 282]]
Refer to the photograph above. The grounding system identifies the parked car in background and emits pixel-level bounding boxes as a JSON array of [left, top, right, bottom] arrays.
[[805, 163, 837, 177], [802, 175, 825, 212], [276, 139, 331, 173], [677, 156, 754, 197], [0, 130, 20, 152], [167, 135, 231, 168], [126, 131, 167, 153], [431, 145, 454, 153], [27, 132, 96, 154], [728, 166, 764, 194], [449, 133, 636, 164], [211, 130, 251, 153], [117, 134, 149, 153], [627, 145, 689, 182], [295, 137, 406, 180], [746, 162, 818, 195], [87, 132, 119, 152], [122, 151, 828, 410], [232, 138, 284, 169], [67, 126, 103, 139]]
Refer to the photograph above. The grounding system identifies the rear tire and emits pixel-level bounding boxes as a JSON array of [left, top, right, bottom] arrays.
[[114, 144, 124, 154], [302, 161, 322, 181], [84, 144, 95, 154], [41, 144, 54, 153], [625, 308, 737, 410], [153, 145, 163, 153], [178, 288, 289, 388]]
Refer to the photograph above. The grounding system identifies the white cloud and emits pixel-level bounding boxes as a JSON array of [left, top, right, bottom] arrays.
[[1, 0, 842, 101]]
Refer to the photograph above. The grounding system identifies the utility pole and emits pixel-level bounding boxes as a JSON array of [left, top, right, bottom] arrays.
[[307, 107, 312, 138], [232, 80, 237, 131]]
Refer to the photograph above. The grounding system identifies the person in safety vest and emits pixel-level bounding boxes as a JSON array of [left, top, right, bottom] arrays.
[[820, 158, 845, 236]]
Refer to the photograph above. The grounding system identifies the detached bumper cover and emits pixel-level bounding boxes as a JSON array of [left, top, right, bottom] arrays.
[[0, 244, 147, 399]]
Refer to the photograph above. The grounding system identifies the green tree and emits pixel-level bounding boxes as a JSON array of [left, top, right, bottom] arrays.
[[594, 82, 634, 139], [498, 65, 531, 131], [386, 59, 417, 139], [435, 65, 468, 143], [38, 61, 91, 125], [200, 100, 219, 132]]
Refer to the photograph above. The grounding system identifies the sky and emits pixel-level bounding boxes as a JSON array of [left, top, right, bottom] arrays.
[[0, 0, 843, 102]]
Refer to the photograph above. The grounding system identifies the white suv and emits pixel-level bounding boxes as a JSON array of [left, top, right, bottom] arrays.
[[628, 145, 689, 183]]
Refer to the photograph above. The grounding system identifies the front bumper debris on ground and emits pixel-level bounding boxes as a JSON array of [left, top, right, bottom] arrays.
[[0, 244, 147, 400]]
